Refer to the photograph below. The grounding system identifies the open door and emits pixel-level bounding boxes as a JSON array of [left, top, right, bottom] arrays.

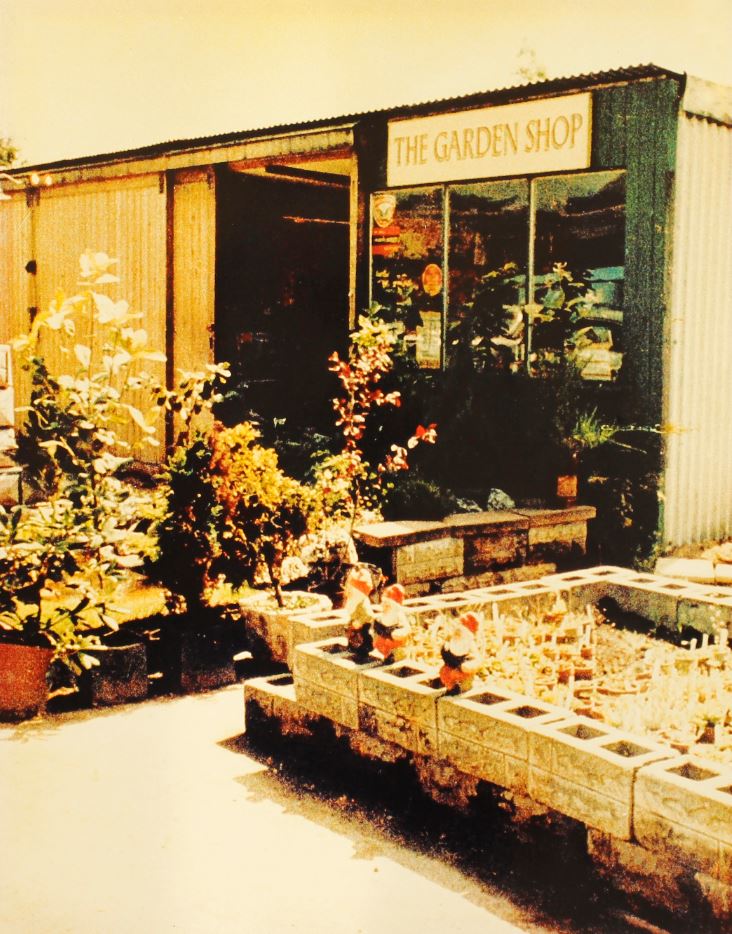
[[215, 155, 352, 432]]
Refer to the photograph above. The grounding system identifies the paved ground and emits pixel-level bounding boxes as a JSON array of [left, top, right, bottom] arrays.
[[1, 684, 657, 934]]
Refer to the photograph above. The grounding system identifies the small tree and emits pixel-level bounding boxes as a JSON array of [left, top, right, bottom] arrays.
[[0, 137, 19, 167], [210, 421, 320, 607], [316, 312, 436, 529]]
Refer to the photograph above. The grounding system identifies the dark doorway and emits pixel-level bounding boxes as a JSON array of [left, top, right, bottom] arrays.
[[215, 166, 350, 432]]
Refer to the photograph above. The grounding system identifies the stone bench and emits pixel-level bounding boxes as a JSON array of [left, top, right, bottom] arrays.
[[354, 506, 596, 595]]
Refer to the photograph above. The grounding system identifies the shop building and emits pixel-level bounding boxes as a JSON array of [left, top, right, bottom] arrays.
[[1, 64, 730, 546]]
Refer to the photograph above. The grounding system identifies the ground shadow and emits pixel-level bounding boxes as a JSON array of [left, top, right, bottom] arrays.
[[217, 724, 687, 934]]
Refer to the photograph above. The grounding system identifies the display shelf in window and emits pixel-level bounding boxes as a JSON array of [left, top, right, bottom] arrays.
[[371, 188, 444, 368]]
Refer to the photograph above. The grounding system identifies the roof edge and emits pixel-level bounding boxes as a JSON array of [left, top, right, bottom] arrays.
[[6, 64, 687, 175]]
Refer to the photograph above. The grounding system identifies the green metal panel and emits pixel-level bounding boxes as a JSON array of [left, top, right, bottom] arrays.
[[593, 78, 681, 425]]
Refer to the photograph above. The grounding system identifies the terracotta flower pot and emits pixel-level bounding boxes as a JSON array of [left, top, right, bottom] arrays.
[[0, 642, 54, 721]]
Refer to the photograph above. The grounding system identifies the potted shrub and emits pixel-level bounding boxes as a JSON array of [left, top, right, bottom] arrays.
[[150, 380, 240, 692], [11, 250, 170, 706], [0, 500, 112, 720]]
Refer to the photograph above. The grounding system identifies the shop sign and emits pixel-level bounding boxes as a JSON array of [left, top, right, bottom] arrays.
[[387, 93, 591, 186]]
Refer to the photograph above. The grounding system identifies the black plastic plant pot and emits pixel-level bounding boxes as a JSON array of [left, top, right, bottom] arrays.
[[79, 631, 148, 707], [162, 611, 237, 693]]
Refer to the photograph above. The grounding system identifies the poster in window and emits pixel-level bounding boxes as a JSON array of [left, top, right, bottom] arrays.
[[371, 188, 444, 367]]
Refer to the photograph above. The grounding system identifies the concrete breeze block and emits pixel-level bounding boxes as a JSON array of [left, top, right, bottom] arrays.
[[395, 536, 464, 585], [296, 678, 359, 729], [437, 686, 568, 795], [358, 662, 445, 754], [463, 529, 527, 573], [288, 610, 349, 666], [293, 638, 380, 700], [529, 717, 675, 839], [604, 581, 680, 629], [634, 756, 732, 880], [527, 521, 588, 562]]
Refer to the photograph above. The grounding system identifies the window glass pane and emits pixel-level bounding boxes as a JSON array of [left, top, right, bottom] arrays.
[[533, 170, 625, 381], [447, 180, 529, 370], [371, 188, 443, 368]]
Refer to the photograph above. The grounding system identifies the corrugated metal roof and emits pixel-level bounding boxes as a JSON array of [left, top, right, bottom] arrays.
[[11, 64, 685, 174]]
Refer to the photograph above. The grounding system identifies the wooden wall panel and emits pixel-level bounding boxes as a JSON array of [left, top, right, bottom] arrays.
[[32, 175, 167, 456], [0, 193, 32, 416], [172, 169, 216, 375]]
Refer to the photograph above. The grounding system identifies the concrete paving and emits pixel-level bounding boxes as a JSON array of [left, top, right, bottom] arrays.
[[1, 684, 642, 934]]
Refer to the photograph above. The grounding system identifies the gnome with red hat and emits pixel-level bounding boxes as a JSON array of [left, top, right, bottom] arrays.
[[343, 565, 376, 660], [439, 612, 482, 694], [373, 583, 411, 664]]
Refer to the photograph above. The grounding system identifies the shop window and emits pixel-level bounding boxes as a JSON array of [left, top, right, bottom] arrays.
[[370, 169, 625, 381], [371, 188, 444, 368], [447, 180, 528, 370], [532, 170, 625, 380]]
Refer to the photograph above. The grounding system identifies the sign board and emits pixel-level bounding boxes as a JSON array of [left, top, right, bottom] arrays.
[[387, 93, 592, 187]]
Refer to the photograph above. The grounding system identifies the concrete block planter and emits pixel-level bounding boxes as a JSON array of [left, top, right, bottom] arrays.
[[358, 661, 445, 755], [442, 511, 528, 573], [395, 536, 464, 585], [244, 672, 321, 738], [238, 591, 332, 665], [677, 591, 732, 633], [540, 566, 625, 609], [528, 716, 676, 839], [519, 506, 595, 563], [288, 608, 349, 667], [355, 507, 596, 591], [293, 637, 381, 730], [437, 686, 567, 794], [0, 642, 53, 721], [603, 580, 682, 629], [634, 755, 732, 881]]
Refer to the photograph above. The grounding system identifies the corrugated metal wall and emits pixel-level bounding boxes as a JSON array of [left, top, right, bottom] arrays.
[[663, 115, 732, 545], [0, 192, 32, 410], [172, 169, 216, 375], [32, 175, 168, 456], [171, 168, 217, 442]]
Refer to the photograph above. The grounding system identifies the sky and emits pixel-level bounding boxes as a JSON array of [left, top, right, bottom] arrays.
[[1, 0, 731, 167]]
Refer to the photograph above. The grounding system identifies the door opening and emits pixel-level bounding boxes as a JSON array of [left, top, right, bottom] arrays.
[[215, 159, 351, 436]]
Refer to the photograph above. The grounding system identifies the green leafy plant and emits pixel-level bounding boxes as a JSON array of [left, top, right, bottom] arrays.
[[210, 421, 322, 607], [150, 364, 230, 615], [0, 500, 124, 672], [14, 250, 164, 506], [3, 252, 168, 668]]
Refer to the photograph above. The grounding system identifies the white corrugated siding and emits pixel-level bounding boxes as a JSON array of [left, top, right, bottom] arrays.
[[663, 115, 732, 545]]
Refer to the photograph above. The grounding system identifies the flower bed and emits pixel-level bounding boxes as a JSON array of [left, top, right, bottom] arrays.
[[406, 599, 732, 766]]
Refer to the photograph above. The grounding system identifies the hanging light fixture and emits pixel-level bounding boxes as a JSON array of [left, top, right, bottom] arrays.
[[0, 171, 54, 200]]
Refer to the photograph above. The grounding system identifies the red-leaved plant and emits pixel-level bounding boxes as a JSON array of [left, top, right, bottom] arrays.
[[315, 314, 436, 529]]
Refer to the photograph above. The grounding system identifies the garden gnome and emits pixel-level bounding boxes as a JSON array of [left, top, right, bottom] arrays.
[[439, 612, 481, 694], [373, 583, 411, 663], [344, 565, 375, 660]]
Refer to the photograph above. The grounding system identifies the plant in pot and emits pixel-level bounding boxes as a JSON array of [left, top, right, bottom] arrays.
[[149, 364, 241, 691], [11, 250, 169, 705], [555, 405, 621, 508], [0, 499, 118, 720]]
